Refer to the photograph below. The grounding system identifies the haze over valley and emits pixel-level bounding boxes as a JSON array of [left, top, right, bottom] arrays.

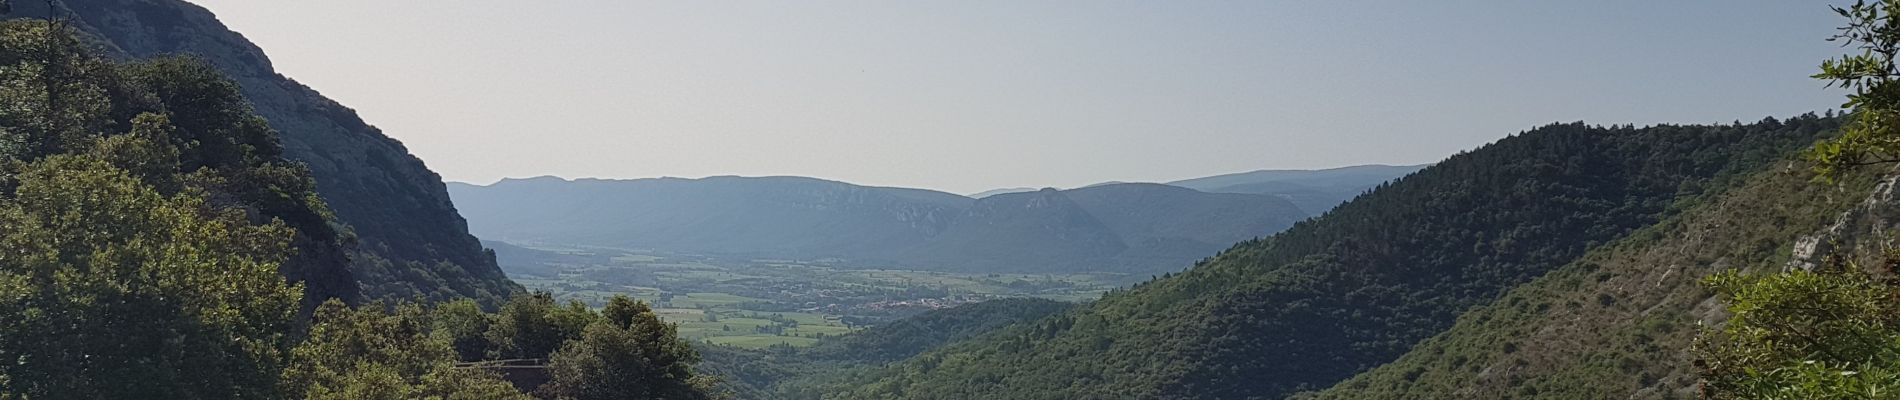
[[448, 165, 1422, 276], [1, 1, 1893, 400]]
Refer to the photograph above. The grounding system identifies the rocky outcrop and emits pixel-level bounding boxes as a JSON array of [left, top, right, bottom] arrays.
[[1787, 166, 1900, 272]]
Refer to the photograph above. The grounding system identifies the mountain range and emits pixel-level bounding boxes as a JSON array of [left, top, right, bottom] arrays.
[[961, 164, 1428, 215], [1167, 164, 1429, 215], [447, 175, 1368, 275]]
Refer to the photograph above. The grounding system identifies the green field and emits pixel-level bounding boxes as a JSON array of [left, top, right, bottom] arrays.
[[502, 245, 1124, 349]]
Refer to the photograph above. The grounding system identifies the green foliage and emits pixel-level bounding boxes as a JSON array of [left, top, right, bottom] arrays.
[[540, 295, 716, 400], [0, 155, 303, 398], [1810, 1, 1900, 180], [1299, 153, 1876, 399], [431, 299, 496, 362], [44, 0, 521, 307], [287, 294, 718, 400], [1307, 7, 1900, 394], [487, 292, 598, 360], [602, 294, 647, 328], [822, 117, 1835, 399], [1695, 263, 1900, 399], [284, 300, 529, 400], [0, 19, 357, 307], [0, 17, 358, 398], [1691, 5, 1900, 398], [802, 297, 1072, 364], [0, 18, 711, 400]]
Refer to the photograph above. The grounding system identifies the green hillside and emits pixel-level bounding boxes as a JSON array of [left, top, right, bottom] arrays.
[[815, 117, 1839, 399], [1297, 139, 1880, 399]]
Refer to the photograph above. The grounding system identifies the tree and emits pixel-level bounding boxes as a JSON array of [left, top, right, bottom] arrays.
[[486, 291, 596, 360], [1694, 262, 1900, 399], [1693, 6, 1900, 396], [0, 155, 301, 398], [603, 294, 648, 328], [1810, 0, 1900, 179], [283, 300, 529, 400], [539, 295, 719, 400], [432, 299, 496, 362]]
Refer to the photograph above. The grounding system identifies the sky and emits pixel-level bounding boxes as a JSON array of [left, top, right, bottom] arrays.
[[188, 0, 1848, 195]]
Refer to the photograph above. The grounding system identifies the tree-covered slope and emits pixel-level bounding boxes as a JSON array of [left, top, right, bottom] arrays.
[[0, 18, 361, 311], [24, 0, 520, 305], [1066, 183, 1310, 269], [1295, 140, 1881, 399], [0, 18, 361, 395], [821, 117, 1838, 399]]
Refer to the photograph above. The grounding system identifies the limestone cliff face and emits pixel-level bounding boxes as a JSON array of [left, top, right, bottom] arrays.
[[22, 0, 519, 305], [1788, 168, 1900, 272]]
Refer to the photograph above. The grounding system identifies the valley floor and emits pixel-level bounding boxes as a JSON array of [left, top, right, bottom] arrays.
[[495, 242, 1122, 348]]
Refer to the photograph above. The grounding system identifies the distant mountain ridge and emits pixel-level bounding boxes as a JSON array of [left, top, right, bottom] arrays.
[[961, 164, 1424, 217], [968, 187, 1037, 198], [448, 176, 1309, 274], [1168, 164, 1429, 215]]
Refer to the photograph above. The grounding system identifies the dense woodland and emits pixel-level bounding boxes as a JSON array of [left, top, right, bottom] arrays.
[[1297, 145, 1881, 398]]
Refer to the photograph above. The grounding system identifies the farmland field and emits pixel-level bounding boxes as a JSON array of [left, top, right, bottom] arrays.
[[493, 242, 1124, 348]]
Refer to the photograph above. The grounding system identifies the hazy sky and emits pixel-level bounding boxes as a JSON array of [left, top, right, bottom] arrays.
[[189, 0, 1845, 194]]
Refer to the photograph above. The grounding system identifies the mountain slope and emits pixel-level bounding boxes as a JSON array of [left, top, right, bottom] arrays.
[[1170, 164, 1427, 216], [34, 0, 519, 305], [1299, 155, 1885, 399], [895, 188, 1129, 273], [821, 117, 1837, 400], [450, 177, 1307, 274]]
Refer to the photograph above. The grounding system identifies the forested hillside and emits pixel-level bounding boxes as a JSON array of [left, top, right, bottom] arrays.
[[450, 177, 1307, 274], [17, 0, 520, 305], [816, 117, 1838, 399], [0, 16, 356, 310], [1297, 138, 1880, 399]]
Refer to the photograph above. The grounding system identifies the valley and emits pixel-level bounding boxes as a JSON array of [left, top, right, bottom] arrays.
[[488, 241, 1123, 349], [0, 1, 1886, 399]]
